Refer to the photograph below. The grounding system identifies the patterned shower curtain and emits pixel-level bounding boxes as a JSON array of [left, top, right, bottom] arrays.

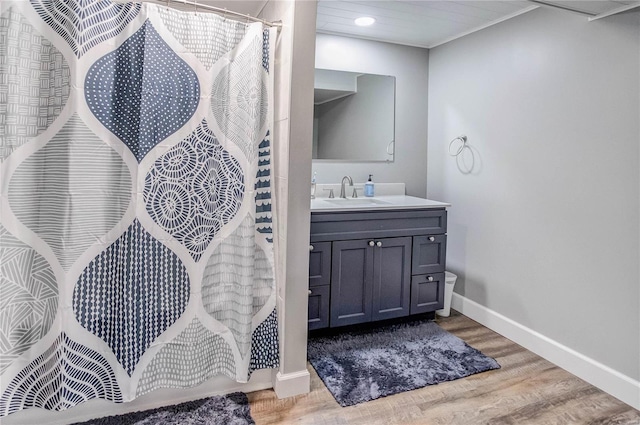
[[0, 0, 278, 417]]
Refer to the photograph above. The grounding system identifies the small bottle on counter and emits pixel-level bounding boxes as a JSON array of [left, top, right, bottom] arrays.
[[311, 171, 317, 199], [364, 174, 375, 197]]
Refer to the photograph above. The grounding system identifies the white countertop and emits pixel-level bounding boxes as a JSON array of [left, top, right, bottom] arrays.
[[311, 195, 450, 212]]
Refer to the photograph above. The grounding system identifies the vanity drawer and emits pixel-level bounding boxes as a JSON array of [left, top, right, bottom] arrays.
[[308, 285, 330, 330], [311, 209, 447, 242], [309, 242, 331, 287], [410, 273, 444, 314], [412, 235, 447, 275]]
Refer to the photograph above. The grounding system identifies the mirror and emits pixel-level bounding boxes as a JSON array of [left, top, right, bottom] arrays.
[[313, 69, 395, 162]]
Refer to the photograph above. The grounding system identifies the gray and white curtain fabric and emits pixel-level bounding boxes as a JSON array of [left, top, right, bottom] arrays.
[[0, 0, 278, 417]]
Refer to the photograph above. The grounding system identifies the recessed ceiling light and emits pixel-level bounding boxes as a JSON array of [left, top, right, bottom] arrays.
[[354, 16, 375, 27]]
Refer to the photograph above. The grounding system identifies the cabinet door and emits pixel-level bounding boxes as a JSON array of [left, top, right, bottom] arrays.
[[330, 239, 374, 327], [412, 235, 447, 275], [372, 237, 411, 321], [309, 242, 331, 287], [308, 285, 330, 330], [410, 272, 445, 314]]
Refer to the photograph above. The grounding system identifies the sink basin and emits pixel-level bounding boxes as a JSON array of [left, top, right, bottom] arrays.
[[324, 198, 392, 206]]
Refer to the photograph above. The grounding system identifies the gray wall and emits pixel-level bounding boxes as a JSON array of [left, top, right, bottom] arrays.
[[314, 34, 429, 197], [427, 8, 639, 380]]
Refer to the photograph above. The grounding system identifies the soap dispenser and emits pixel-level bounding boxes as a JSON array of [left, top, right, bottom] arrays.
[[364, 174, 375, 197]]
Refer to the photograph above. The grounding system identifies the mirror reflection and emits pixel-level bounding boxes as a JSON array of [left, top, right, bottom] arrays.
[[313, 69, 395, 162]]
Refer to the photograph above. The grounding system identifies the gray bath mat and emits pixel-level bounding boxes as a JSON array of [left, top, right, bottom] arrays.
[[72, 392, 254, 425], [308, 319, 500, 406]]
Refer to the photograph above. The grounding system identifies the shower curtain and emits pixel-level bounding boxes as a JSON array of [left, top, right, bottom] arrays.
[[0, 0, 278, 416]]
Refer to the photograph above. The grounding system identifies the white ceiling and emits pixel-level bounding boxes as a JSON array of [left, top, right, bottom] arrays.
[[160, 1, 639, 48], [316, 0, 640, 48]]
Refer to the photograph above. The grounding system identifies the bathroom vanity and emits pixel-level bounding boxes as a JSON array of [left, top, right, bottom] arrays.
[[308, 194, 450, 330]]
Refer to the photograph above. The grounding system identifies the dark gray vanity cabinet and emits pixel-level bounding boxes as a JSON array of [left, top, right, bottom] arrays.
[[412, 235, 447, 275], [309, 242, 331, 287], [330, 239, 374, 327], [309, 208, 447, 330], [410, 235, 447, 314], [410, 272, 445, 314], [308, 285, 330, 330], [371, 237, 412, 321], [330, 237, 411, 327], [308, 242, 331, 330]]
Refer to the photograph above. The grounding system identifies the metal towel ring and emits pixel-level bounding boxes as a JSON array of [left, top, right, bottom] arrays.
[[448, 135, 467, 157]]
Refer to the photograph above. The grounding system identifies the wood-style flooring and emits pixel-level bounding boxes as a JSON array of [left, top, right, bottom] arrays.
[[248, 311, 640, 425]]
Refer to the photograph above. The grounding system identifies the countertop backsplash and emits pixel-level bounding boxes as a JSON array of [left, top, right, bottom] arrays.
[[314, 182, 406, 198]]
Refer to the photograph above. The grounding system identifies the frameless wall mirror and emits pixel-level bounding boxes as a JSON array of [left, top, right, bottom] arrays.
[[313, 69, 396, 162]]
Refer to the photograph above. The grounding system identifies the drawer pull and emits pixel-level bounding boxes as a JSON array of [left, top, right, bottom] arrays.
[[427, 276, 434, 282], [376, 241, 382, 247], [309, 244, 314, 252], [308, 290, 312, 295], [368, 240, 375, 247], [428, 236, 435, 242]]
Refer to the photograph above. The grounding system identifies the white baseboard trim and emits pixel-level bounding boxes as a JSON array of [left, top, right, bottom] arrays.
[[451, 293, 640, 410], [3, 369, 274, 425], [273, 369, 310, 399]]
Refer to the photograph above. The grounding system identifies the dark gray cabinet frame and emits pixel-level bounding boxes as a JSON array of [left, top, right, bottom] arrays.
[[309, 208, 447, 329]]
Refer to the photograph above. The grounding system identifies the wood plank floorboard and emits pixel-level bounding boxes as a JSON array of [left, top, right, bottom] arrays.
[[247, 311, 640, 425]]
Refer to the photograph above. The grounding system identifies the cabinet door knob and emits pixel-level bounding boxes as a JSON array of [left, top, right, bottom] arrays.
[[368, 241, 375, 247], [309, 245, 314, 252], [308, 289, 312, 295], [428, 236, 435, 242], [376, 241, 382, 247], [427, 276, 434, 282]]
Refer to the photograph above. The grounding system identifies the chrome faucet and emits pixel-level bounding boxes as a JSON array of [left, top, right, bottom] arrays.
[[340, 175, 353, 199]]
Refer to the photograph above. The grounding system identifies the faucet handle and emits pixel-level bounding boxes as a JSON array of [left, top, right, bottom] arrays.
[[323, 188, 335, 198], [352, 187, 363, 198]]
